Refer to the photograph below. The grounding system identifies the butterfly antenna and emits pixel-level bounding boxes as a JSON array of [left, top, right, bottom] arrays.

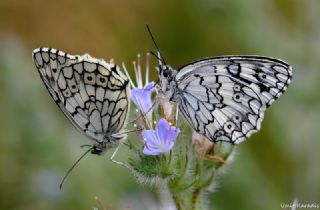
[[149, 51, 166, 66], [59, 146, 93, 189], [146, 24, 167, 65]]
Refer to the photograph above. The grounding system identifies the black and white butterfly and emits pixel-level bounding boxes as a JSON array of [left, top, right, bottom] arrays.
[[33, 48, 131, 154], [158, 56, 292, 144]]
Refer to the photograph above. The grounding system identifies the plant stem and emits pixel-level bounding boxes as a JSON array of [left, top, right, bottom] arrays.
[[191, 188, 200, 210]]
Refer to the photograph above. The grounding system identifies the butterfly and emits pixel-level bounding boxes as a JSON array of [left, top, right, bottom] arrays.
[[158, 56, 292, 144], [32, 48, 131, 154]]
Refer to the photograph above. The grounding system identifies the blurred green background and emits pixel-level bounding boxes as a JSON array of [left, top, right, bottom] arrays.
[[0, 0, 319, 209]]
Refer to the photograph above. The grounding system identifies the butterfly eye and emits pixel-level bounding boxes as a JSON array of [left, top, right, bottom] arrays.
[[91, 145, 105, 155], [163, 69, 171, 77]]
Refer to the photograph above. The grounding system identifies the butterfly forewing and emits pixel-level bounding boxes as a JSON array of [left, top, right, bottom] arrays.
[[33, 48, 130, 147], [167, 56, 292, 144]]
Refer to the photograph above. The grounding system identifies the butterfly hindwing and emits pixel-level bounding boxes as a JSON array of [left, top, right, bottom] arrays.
[[172, 56, 292, 144], [33, 48, 130, 144]]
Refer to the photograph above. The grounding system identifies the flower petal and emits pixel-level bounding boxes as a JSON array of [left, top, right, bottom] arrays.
[[167, 126, 180, 144], [143, 147, 160, 155], [142, 130, 161, 155], [156, 118, 171, 144], [142, 118, 180, 155], [162, 141, 175, 153], [131, 88, 153, 114], [142, 130, 158, 143], [143, 81, 155, 91]]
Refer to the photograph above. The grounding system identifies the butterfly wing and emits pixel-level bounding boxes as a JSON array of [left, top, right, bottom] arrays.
[[33, 48, 130, 142], [174, 56, 292, 144]]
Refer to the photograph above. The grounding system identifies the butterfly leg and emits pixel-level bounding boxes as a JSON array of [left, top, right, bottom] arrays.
[[124, 98, 158, 127], [113, 127, 143, 137], [110, 143, 133, 171]]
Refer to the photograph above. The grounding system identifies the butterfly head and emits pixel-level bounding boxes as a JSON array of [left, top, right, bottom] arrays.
[[158, 64, 178, 101], [159, 64, 174, 78], [91, 133, 127, 155], [91, 142, 108, 155]]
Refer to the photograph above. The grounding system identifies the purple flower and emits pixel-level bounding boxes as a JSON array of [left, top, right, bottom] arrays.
[[131, 82, 155, 117], [123, 53, 155, 126], [142, 118, 180, 155]]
